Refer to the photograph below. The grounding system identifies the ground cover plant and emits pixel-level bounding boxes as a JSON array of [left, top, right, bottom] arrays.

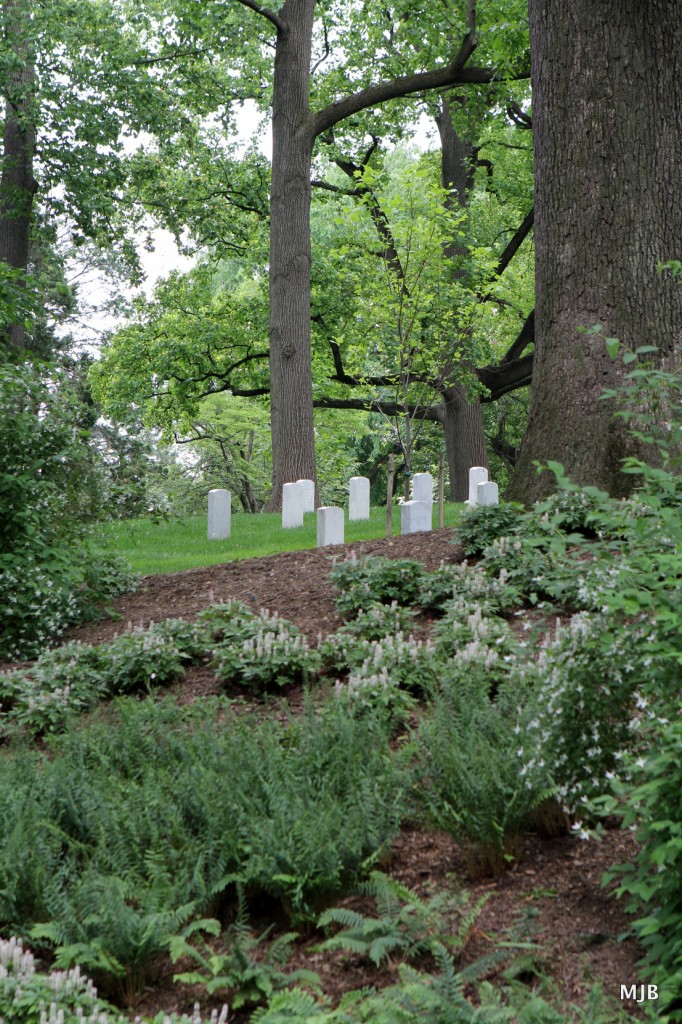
[[0, 528, 658, 1021], [0, 697, 406, 1001], [3, 352, 682, 1021]]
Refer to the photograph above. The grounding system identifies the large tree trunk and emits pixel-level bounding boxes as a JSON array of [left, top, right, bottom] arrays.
[[435, 94, 488, 500], [507, 0, 682, 503], [265, 0, 318, 511], [0, 0, 37, 351], [441, 384, 488, 501]]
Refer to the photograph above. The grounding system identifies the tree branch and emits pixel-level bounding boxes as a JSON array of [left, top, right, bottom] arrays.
[[126, 48, 211, 67], [477, 351, 533, 401], [331, 153, 407, 284], [233, 0, 287, 36], [310, 31, 478, 139], [507, 101, 533, 129], [327, 339, 438, 389], [313, 395, 442, 420], [495, 206, 534, 277], [500, 309, 534, 363], [311, 179, 362, 197]]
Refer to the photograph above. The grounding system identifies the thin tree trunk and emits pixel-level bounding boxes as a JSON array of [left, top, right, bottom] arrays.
[[0, 0, 37, 351], [508, 0, 682, 503], [435, 94, 488, 499], [264, 0, 317, 511]]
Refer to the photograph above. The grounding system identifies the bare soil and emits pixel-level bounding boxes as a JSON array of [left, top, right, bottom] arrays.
[[56, 531, 645, 1018]]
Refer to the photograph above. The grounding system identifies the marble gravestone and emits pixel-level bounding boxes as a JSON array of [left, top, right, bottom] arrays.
[[296, 479, 315, 514], [412, 472, 434, 506], [400, 500, 432, 535], [207, 489, 231, 540], [467, 466, 489, 506], [476, 481, 499, 507], [348, 476, 370, 521], [317, 506, 344, 547], [282, 482, 305, 528]]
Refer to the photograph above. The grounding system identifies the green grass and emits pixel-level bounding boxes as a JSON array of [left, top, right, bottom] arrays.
[[101, 503, 463, 575]]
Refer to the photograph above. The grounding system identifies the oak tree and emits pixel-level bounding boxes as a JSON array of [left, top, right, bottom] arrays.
[[508, 0, 682, 501]]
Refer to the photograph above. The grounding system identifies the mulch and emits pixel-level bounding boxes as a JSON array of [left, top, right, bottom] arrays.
[[9, 528, 649, 1017], [65, 529, 464, 646]]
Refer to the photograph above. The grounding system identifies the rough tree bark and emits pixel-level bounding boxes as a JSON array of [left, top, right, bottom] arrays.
[[440, 383, 488, 499], [0, 0, 37, 351], [507, 0, 682, 503]]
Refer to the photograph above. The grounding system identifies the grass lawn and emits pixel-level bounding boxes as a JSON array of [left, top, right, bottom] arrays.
[[102, 503, 464, 575]]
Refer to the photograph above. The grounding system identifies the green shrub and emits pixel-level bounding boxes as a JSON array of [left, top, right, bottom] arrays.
[[605, 718, 682, 1017], [479, 534, 575, 605], [453, 503, 525, 557], [332, 600, 418, 642], [197, 599, 259, 642], [533, 489, 605, 536], [418, 562, 521, 616], [519, 612, 667, 815], [149, 617, 211, 661], [212, 617, 321, 691], [0, 628, 191, 738], [331, 557, 426, 617], [0, 364, 137, 660], [1, 642, 108, 737], [331, 632, 436, 726], [98, 629, 187, 694], [74, 549, 139, 621], [432, 600, 519, 668]]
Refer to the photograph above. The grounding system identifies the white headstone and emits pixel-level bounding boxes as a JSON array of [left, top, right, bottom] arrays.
[[317, 506, 345, 547], [349, 476, 370, 521], [467, 466, 489, 506], [282, 482, 305, 528], [400, 499, 432, 535], [412, 472, 434, 505], [208, 489, 231, 540], [476, 481, 499, 507], [296, 479, 315, 513]]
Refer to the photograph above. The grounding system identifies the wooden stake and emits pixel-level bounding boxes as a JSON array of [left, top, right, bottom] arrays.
[[386, 454, 394, 538], [438, 453, 445, 528]]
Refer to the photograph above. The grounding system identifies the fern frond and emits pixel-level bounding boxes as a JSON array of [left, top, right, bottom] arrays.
[[367, 934, 406, 966], [457, 946, 512, 984], [317, 935, 373, 957], [446, 891, 491, 953], [250, 986, 328, 1022], [317, 907, 368, 931]]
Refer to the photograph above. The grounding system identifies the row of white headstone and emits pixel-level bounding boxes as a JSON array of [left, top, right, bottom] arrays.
[[466, 466, 499, 507], [282, 474, 439, 546], [207, 465, 498, 545]]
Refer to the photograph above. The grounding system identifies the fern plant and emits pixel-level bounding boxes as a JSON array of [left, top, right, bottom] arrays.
[[170, 889, 319, 1009], [416, 674, 552, 879], [316, 872, 487, 967], [31, 872, 200, 1004]]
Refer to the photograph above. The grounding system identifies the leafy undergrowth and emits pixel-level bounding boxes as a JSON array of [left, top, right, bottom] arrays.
[[4, 346, 682, 1022]]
